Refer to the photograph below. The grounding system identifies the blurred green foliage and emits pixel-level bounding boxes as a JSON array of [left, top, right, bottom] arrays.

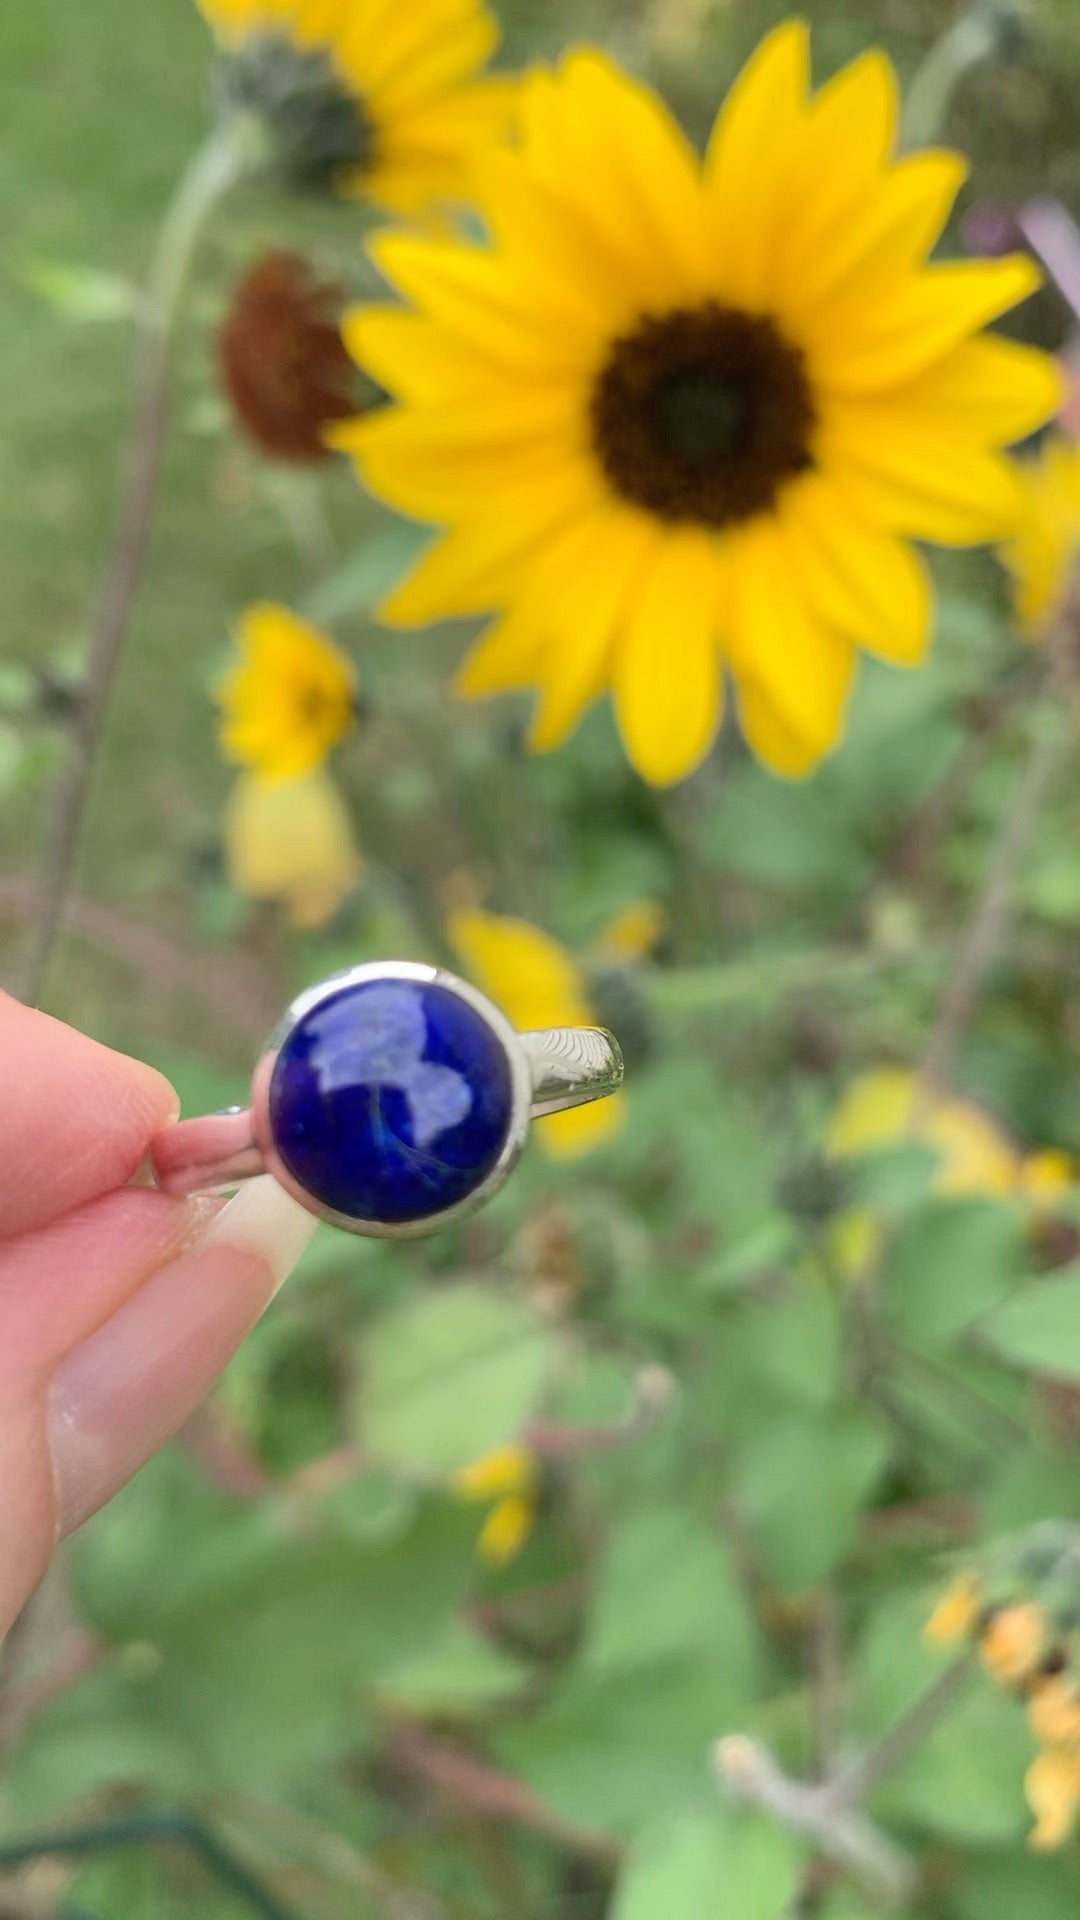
[[6, 1, 1080, 1917]]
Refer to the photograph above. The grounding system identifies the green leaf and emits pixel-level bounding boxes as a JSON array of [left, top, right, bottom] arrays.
[[613, 1803, 801, 1920], [980, 1266, 1080, 1380], [583, 1504, 761, 1680], [733, 1406, 890, 1593], [854, 1592, 1030, 1845], [359, 1281, 557, 1476], [377, 1617, 530, 1715], [956, 1847, 1080, 1920], [305, 520, 430, 623], [495, 1656, 742, 1836], [20, 258, 139, 322], [883, 1197, 1025, 1349]]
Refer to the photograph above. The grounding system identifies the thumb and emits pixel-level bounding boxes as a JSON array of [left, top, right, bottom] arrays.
[[47, 1179, 316, 1542]]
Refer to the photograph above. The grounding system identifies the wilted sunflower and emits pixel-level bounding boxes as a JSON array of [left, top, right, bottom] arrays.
[[219, 252, 356, 461], [197, 0, 512, 210], [335, 25, 1060, 784]]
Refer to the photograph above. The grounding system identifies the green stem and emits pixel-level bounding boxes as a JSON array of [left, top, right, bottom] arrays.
[[901, 3, 1005, 148], [643, 944, 940, 1017], [0, 1811, 302, 1920], [15, 118, 254, 1007]]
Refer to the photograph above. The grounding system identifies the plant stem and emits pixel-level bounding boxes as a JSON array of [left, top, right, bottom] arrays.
[[916, 640, 1074, 1103], [826, 1657, 973, 1809], [14, 120, 250, 1007], [901, 2, 1004, 149]]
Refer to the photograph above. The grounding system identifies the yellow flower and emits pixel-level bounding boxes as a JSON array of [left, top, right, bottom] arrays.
[[1030, 1677, 1080, 1749], [449, 908, 625, 1159], [225, 767, 363, 927], [980, 1603, 1048, 1690], [334, 25, 1059, 785], [829, 1068, 1023, 1200], [453, 1443, 538, 1566], [217, 603, 357, 782], [197, 0, 512, 211], [924, 1572, 981, 1649], [1001, 434, 1080, 638], [827, 1067, 1073, 1272], [591, 900, 667, 966], [1026, 1745, 1080, 1851]]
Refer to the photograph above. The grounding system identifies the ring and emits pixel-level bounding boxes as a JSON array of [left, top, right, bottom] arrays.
[[149, 962, 624, 1238]]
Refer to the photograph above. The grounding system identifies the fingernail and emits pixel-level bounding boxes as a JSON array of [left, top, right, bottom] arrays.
[[48, 1179, 316, 1536]]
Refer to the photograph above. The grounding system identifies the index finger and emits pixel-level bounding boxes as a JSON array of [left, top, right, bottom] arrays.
[[0, 992, 178, 1238]]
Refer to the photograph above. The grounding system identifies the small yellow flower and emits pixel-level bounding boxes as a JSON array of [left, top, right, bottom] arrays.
[[1026, 1745, 1080, 1851], [827, 1068, 1072, 1273], [197, 0, 513, 212], [1030, 1677, 1080, 1749], [980, 1603, 1048, 1690], [449, 908, 625, 1160], [225, 767, 363, 927], [591, 900, 667, 966], [1001, 434, 1080, 638], [336, 23, 1058, 785], [924, 1572, 981, 1649], [217, 603, 357, 782], [453, 1443, 538, 1566]]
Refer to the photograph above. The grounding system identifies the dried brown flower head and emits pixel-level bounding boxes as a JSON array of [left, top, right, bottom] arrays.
[[218, 251, 356, 462]]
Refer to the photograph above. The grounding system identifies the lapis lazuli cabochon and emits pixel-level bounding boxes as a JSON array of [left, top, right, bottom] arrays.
[[268, 978, 515, 1224]]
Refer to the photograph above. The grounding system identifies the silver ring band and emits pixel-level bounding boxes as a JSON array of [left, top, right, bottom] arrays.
[[151, 1024, 623, 1199], [147, 962, 625, 1239]]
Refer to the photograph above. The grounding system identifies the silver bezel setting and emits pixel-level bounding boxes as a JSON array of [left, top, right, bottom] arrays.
[[250, 960, 535, 1240]]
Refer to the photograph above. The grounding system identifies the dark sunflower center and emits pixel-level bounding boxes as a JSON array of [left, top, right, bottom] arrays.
[[217, 35, 377, 194], [590, 304, 816, 529]]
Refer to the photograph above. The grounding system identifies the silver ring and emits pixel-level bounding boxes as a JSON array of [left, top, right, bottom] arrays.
[[149, 961, 624, 1239]]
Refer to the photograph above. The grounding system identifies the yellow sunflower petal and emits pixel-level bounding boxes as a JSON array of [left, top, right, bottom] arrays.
[[734, 679, 829, 779], [882, 335, 1065, 447], [811, 256, 1042, 394], [728, 519, 856, 767], [527, 507, 661, 752], [821, 409, 1025, 544], [705, 19, 811, 306], [449, 908, 594, 1030], [455, 611, 544, 697], [538, 1089, 626, 1160], [544, 50, 708, 302], [378, 473, 598, 625], [781, 474, 933, 666], [788, 150, 968, 323], [613, 531, 722, 785], [775, 48, 901, 302]]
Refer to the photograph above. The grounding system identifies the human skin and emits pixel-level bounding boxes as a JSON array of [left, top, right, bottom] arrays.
[[0, 991, 315, 1635]]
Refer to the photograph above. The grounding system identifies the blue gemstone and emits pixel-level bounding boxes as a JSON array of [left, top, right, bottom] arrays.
[[268, 977, 515, 1225]]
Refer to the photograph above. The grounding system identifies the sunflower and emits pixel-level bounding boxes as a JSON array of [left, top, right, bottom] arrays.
[[197, 0, 512, 211], [1000, 433, 1080, 638], [217, 602, 357, 781], [334, 25, 1060, 784]]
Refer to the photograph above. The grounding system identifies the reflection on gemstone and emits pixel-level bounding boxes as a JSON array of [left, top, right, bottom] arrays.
[[269, 976, 515, 1224], [307, 984, 474, 1148]]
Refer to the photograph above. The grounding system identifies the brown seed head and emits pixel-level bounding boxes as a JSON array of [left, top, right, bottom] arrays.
[[218, 251, 357, 462]]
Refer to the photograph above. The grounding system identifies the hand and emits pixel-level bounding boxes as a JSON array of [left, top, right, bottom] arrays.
[[0, 992, 314, 1635]]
